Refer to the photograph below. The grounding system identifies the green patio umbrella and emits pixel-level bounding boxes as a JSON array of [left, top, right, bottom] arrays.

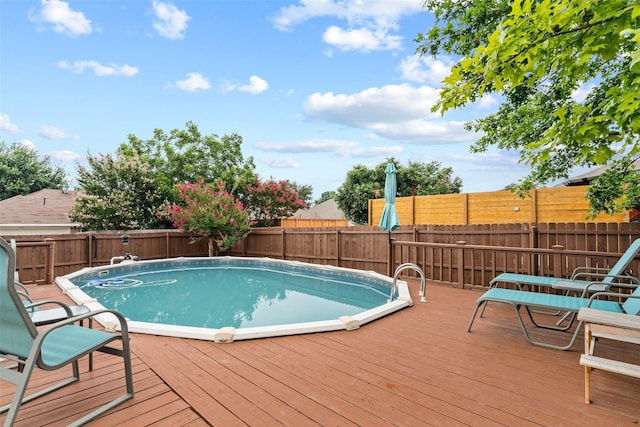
[[379, 163, 400, 235]]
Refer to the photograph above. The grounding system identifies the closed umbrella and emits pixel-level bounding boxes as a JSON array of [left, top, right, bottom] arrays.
[[379, 163, 400, 234], [379, 163, 400, 277]]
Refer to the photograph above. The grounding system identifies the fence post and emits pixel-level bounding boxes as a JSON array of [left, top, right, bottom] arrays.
[[45, 239, 55, 284], [530, 224, 538, 275], [552, 244, 564, 278], [456, 240, 466, 288], [335, 230, 340, 267], [282, 228, 286, 260], [166, 232, 170, 258], [86, 234, 92, 268]]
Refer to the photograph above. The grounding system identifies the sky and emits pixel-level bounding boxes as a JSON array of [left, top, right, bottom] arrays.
[[0, 0, 546, 200]]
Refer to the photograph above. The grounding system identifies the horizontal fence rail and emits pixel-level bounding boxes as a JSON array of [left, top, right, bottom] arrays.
[[5, 222, 640, 288]]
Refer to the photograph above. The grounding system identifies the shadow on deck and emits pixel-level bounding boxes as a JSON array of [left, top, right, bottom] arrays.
[[2, 281, 639, 426]]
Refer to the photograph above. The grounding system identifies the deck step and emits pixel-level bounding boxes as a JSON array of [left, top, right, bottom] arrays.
[[580, 354, 640, 379]]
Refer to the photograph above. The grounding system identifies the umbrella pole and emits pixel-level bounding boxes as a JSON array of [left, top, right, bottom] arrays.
[[387, 231, 393, 277]]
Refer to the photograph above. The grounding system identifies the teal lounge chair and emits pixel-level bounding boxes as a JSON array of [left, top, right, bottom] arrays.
[[468, 284, 640, 350], [0, 238, 134, 426], [489, 238, 640, 296]]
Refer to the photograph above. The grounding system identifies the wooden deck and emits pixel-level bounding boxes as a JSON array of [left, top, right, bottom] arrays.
[[2, 281, 640, 426]]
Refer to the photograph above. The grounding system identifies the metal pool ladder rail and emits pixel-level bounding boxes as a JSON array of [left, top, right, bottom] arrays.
[[390, 263, 426, 303]]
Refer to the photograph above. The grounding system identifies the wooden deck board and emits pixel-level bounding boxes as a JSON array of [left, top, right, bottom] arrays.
[[2, 281, 640, 426]]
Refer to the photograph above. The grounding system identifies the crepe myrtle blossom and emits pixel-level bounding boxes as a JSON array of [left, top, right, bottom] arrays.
[[159, 178, 250, 256]]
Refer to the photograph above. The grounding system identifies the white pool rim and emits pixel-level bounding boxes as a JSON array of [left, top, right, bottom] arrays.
[[55, 256, 413, 343]]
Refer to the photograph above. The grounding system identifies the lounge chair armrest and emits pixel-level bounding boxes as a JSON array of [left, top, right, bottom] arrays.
[[18, 291, 33, 303], [35, 309, 130, 343], [14, 281, 30, 295], [587, 292, 640, 306], [571, 266, 611, 278], [571, 272, 639, 284], [24, 299, 74, 317]]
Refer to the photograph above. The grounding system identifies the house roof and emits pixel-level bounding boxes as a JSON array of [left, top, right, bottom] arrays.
[[291, 199, 346, 220], [564, 160, 640, 186], [0, 189, 79, 225]]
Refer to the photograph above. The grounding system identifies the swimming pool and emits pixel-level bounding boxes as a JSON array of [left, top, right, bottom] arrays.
[[55, 257, 413, 342]]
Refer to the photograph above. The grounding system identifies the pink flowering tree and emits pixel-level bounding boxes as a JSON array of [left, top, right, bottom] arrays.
[[245, 177, 307, 227], [160, 178, 250, 256]]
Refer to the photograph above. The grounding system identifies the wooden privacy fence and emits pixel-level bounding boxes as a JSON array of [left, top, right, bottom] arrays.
[[369, 186, 630, 226], [7, 223, 640, 289], [280, 218, 348, 228], [7, 231, 209, 284]]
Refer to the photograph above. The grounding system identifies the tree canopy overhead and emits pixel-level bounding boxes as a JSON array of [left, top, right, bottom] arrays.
[[70, 150, 168, 230], [72, 122, 311, 231], [119, 121, 256, 200], [419, 0, 640, 215], [0, 141, 67, 200]]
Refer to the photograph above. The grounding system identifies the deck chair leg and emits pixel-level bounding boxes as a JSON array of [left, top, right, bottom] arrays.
[[468, 301, 486, 332], [67, 341, 135, 427], [0, 359, 81, 425], [511, 305, 584, 351], [523, 306, 576, 332], [2, 357, 37, 427]]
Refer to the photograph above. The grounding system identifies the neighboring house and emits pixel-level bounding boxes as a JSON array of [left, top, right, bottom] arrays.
[[563, 160, 640, 186], [0, 189, 80, 235], [283, 199, 351, 227], [562, 161, 640, 222]]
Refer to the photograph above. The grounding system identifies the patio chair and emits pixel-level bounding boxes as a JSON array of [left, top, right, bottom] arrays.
[[0, 238, 134, 426], [467, 283, 640, 350], [489, 238, 640, 296]]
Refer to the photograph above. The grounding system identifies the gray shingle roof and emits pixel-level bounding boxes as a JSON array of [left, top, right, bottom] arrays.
[[0, 189, 78, 224]]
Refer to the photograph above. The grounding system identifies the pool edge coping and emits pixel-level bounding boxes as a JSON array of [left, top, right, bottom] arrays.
[[55, 257, 414, 343]]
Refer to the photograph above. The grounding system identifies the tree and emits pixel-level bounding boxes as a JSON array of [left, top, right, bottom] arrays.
[[0, 141, 67, 200], [161, 178, 250, 256], [336, 159, 462, 224], [288, 182, 314, 207], [419, 0, 640, 215], [314, 190, 337, 206], [119, 121, 256, 203], [70, 150, 168, 230], [244, 177, 307, 227]]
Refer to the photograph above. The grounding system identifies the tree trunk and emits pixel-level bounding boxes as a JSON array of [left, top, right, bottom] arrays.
[[207, 237, 215, 257]]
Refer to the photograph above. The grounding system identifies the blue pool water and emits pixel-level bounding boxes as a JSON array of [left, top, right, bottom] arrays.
[[56, 257, 412, 342], [76, 264, 388, 328]]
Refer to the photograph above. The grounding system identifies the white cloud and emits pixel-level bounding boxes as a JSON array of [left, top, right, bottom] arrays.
[[572, 83, 594, 103], [398, 55, 455, 86], [256, 139, 359, 153], [272, 0, 421, 31], [175, 72, 211, 92], [303, 84, 478, 144], [29, 0, 92, 37], [39, 125, 68, 139], [152, 0, 190, 39], [239, 76, 269, 94], [0, 113, 19, 133], [476, 94, 499, 110], [322, 26, 402, 52], [223, 75, 269, 95], [255, 138, 402, 158], [262, 156, 301, 168], [370, 119, 472, 143], [272, 0, 422, 52], [304, 84, 440, 126], [57, 60, 139, 77], [339, 145, 403, 157], [47, 150, 83, 162], [20, 139, 36, 150]]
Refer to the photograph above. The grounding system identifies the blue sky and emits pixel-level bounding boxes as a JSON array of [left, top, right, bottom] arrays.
[[0, 0, 538, 199]]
